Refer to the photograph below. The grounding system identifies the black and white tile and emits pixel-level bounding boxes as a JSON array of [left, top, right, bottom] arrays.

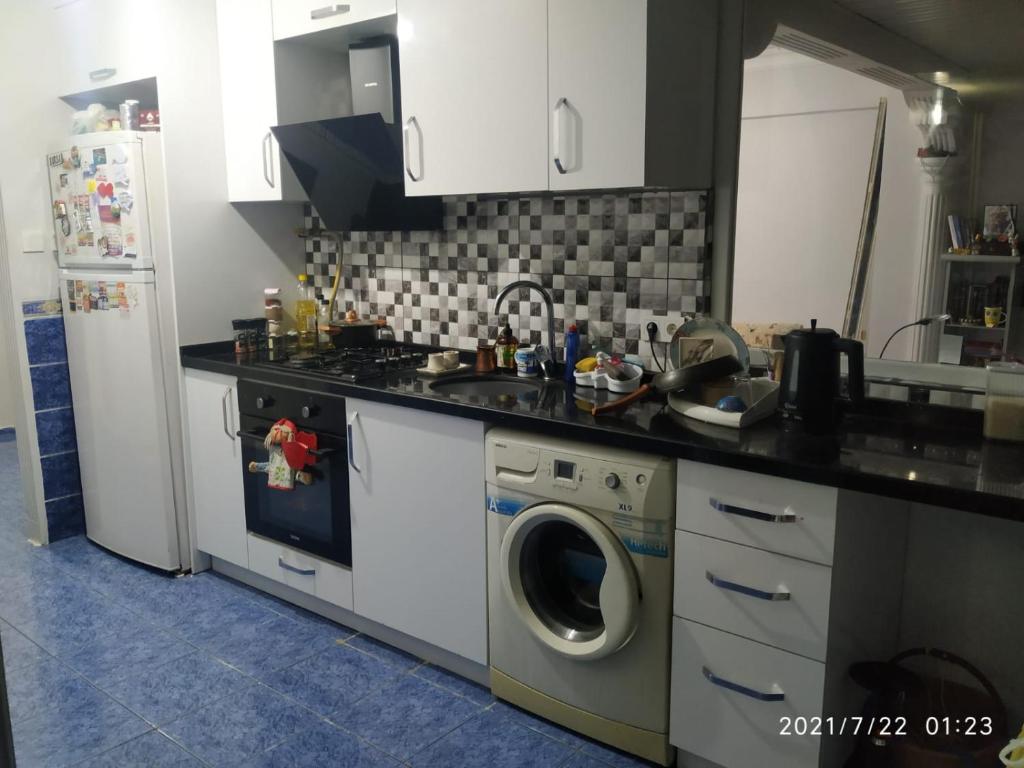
[[304, 190, 710, 368]]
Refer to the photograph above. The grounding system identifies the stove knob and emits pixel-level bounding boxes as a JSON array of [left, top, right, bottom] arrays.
[[301, 405, 318, 419], [256, 396, 274, 409], [605, 473, 621, 490]]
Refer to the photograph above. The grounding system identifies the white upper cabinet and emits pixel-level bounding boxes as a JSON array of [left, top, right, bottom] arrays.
[[52, 0, 160, 97], [548, 0, 647, 191], [217, 0, 304, 202], [397, 0, 549, 196], [272, 0, 396, 41]]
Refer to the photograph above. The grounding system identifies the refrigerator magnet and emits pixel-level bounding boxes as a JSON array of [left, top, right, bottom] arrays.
[[86, 179, 97, 194], [97, 181, 114, 200], [59, 173, 69, 188], [70, 146, 80, 168], [118, 191, 133, 214], [92, 148, 106, 166]]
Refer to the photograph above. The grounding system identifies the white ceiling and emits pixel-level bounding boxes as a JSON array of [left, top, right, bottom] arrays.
[[832, 0, 1024, 97]]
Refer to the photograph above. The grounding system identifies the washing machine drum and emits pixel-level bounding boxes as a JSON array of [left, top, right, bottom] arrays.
[[500, 502, 640, 660]]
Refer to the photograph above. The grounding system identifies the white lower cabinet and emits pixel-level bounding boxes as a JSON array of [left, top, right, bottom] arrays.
[[346, 398, 487, 665], [671, 618, 824, 768], [247, 533, 353, 610], [184, 370, 247, 568]]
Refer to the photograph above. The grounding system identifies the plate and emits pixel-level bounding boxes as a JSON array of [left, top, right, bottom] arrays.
[[417, 363, 473, 377], [669, 317, 750, 372]]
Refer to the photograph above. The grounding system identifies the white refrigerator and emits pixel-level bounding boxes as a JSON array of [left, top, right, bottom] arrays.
[[47, 131, 185, 571]]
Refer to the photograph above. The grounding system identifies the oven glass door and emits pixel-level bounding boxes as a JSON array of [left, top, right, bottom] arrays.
[[240, 414, 352, 567]]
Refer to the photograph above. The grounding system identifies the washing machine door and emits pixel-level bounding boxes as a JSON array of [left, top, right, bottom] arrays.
[[500, 502, 640, 660]]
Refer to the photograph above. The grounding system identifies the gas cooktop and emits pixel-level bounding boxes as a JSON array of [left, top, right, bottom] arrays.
[[255, 344, 440, 383]]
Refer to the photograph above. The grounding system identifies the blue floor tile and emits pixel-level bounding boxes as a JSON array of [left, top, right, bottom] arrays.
[[102, 651, 252, 727], [562, 753, 617, 768], [578, 739, 660, 768], [411, 706, 576, 768], [260, 643, 403, 715], [0, 623, 50, 674], [489, 701, 591, 751], [5, 656, 99, 725], [12, 688, 150, 768], [197, 613, 347, 677], [162, 681, 321, 766], [346, 633, 423, 671], [330, 673, 482, 761], [243, 719, 401, 768], [413, 663, 495, 706], [60, 623, 193, 688], [74, 731, 205, 768]]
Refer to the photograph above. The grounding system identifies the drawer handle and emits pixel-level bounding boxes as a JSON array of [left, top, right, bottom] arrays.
[[710, 497, 796, 524], [310, 3, 350, 20], [278, 557, 315, 576], [703, 666, 785, 702], [706, 570, 791, 602], [346, 412, 362, 473]]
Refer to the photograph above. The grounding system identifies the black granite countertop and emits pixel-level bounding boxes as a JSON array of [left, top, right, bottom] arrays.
[[182, 342, 1024, 522]]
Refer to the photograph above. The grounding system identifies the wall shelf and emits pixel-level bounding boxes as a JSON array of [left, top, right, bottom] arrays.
[[940, 253, 1020, 265]]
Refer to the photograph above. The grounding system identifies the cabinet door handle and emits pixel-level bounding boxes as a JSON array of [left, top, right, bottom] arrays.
[[552, 97, 569, 174], [710, 497, 796, 524], [89, 67, 117, 82], [705, 570, 791, 601], [403, 117, 423, 182], [262, 132, 275, 188], [310, 3, 350, 20], [346, 412, 362, 473], [703, 666, 785, 702], [278, 557, 316, 576], [221, 387, 235, 441]]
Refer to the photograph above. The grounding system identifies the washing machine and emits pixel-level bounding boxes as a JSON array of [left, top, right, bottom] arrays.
[[486, 429, 676, 766]]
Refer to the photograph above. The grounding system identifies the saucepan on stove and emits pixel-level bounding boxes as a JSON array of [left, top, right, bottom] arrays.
[[325, 310, 393, 348]]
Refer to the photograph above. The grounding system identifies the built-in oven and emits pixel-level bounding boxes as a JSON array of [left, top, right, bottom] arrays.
[[236, 380, 352, 567]]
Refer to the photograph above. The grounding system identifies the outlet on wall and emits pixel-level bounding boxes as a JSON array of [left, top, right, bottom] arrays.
[[638, 313, 689, 344]]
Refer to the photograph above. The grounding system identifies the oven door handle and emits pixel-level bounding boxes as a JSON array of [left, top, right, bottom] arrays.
[[235, 430, 338, 457]]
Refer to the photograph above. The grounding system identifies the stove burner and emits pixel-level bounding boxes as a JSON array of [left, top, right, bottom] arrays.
[[259, 345, 435, 382]]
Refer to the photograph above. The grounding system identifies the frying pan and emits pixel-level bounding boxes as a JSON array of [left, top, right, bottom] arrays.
[[651, 355, 742, 395]]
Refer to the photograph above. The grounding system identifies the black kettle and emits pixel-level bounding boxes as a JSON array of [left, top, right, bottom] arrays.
[[777, 319, 864, 433]]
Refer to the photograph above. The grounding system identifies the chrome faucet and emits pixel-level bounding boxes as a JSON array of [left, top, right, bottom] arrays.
[[493, 280, 557, 379]]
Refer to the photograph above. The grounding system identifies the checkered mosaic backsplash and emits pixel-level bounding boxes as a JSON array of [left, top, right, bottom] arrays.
[[304, 190, 711, 369]]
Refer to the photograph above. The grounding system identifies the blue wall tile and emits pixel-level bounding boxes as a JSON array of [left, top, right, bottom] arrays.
[[45, 494, 85, 541], [35, 408, 77, 456], [30, 364, 72, 410], [41, 451, 81, 500], [0, 427, 14, 443], [24, 316, 68, 365]]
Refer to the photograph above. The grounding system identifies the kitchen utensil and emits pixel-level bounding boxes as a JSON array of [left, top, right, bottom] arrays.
[[715, 396, 746, 413], [417, 362, 473, 377], [651, 354, 742, 395], [985, 306, 1007, 328], [326, 317, 388, 348], [670, 317, 751, 371], [591, 384, 651, 415], [475, 344, 496, 373], [777, 319, 864, 433], [574, 361, 643, 393], [667, 378, 779, 429], [442, 350, 460, 369], [534, 345, 556, 380], [514, 346, 539, 378], [427, 352, 447, 372]]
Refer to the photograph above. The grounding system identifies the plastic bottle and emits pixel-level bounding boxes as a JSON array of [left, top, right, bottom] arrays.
[[564, 324, 579, 383], [294, 274, 317, 350], [317, 299, 334, 349]]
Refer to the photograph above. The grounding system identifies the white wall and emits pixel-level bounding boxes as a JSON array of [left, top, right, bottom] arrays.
[[733, 47, 924, 359], [0, 301, 14, 429]]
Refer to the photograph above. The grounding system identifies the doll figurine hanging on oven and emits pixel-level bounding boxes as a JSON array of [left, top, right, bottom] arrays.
[[248, 418, 313, 490]]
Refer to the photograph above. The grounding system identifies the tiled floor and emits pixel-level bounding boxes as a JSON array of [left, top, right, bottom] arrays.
[[0, 435, 655, 767]]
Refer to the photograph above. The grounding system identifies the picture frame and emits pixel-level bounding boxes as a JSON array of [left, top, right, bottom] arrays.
[[982, 203, 1017, 238]]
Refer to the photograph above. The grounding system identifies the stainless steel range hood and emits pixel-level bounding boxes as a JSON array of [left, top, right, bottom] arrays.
[[271, 35, 441, 232]]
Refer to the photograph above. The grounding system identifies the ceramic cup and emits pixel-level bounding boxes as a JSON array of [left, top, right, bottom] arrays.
[[443, 350, 460, 369], [427, 352, 447, 372], [984, 307, 1007, 328]]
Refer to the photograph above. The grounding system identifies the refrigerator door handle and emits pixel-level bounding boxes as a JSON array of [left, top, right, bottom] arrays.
[[262, 132, 275, 188]]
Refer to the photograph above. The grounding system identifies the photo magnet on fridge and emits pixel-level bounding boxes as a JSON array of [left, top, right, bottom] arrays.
[[92, 148, 106, 166]]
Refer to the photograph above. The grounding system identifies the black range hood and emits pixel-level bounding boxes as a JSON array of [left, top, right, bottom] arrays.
[[272, 115, 442, 232]]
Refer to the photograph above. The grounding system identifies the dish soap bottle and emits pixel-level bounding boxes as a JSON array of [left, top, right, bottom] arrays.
[[294, 274, 317, 350], [495, 322, 518, 370], [564, 324, 579, 383]]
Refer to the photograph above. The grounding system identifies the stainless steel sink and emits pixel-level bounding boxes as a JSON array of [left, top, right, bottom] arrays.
[[429, 375, 544, 398]]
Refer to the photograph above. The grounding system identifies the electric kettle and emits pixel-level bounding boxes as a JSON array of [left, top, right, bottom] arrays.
[[777, 319, 864, 433]]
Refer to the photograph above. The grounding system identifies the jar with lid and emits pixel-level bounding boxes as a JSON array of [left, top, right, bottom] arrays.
[[264, 288, 283, 338], [984, 362, 1024, 441], [495, 321, 518, 370]]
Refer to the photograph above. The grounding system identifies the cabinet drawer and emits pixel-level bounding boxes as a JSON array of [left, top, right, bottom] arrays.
[[271, 0, 395, 40], [247, 534, 353, 611], [673, 531, 832, 661], [671, 618, 824, 768], [676, 460, 837, 565]]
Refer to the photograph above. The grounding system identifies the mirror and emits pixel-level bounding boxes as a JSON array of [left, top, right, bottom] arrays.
[[729, 3, 1024, 375]]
